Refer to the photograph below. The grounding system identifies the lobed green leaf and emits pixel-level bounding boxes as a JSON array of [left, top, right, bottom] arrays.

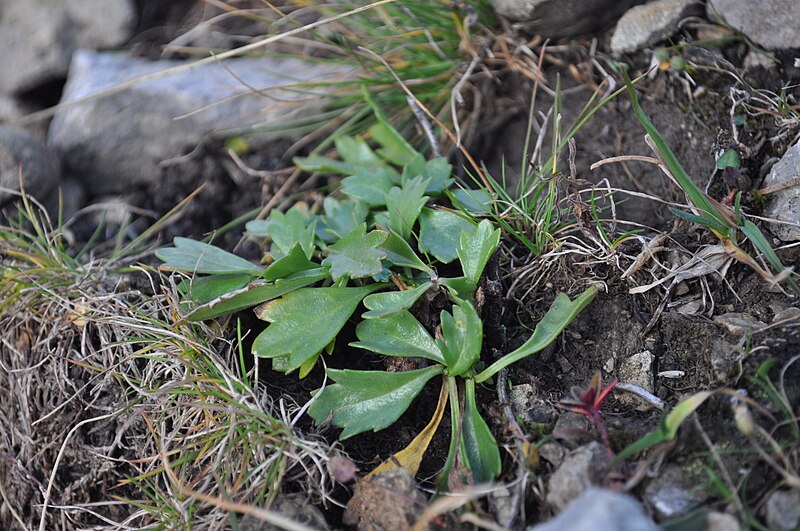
[[157, 237, 263, 275], [322, 224, 388, 280], [252, 285, 382, 373], [418, 208, 475, 263], [308, 366, 443, 439], [352, 309, 444, 364], [186, 268, 329, 321]]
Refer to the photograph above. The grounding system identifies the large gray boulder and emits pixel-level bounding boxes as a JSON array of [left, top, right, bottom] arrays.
[[707, 0, 800, 50], [49, 51, 352, 194], [0, 0, 136, 94], [0, 126, 61, 206]]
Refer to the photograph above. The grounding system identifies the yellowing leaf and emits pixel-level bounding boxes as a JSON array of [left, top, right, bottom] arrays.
[[367, 380, 449, 478]]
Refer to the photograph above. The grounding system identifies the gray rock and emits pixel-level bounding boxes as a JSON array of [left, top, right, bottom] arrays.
[[765, 489, 800, 531], [611, 0, 701, 55], [0, 126, 61, 206], [708, 0, 800, 50], [552, 411, 592, 445], [0, 95, 25, 124], [237, 494, 329, 530], [49, 51, 351, 194], [510, 383, 558, 429], [490, 0, 643, 37], [529, 488, 659, 531], [538, 441, 566, 467], [0, 0, 135, 94], [705, 511, 741, 531], [762, 139, 800, 242], [743, 51, 777, 71], [545, 442, 610, 511], [618, 350, 657, 410], [488, 487, 517, 528], [644, 464, 710, 519]]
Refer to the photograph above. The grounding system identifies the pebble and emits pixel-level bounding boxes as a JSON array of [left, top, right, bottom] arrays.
[[489, 0, 638, 37], [765, 489, 800, 531], [510, 383, 558, 429], [610, 0, 700, 55], [618, 350, 656, 410], [706, 511, 742, 531], [545, 442, 610, 511], [529, 488, 659, 531], [761, 139, 800, 242], [644, 464, 711, 520]]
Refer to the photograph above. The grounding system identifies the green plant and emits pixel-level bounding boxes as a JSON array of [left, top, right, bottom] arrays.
[[623, 72, 800, 294], [615, 390, 713, 463], [158, 109, 597, 484]]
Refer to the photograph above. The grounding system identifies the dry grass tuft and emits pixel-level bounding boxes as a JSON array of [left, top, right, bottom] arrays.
[[0, 197, 336, 530]]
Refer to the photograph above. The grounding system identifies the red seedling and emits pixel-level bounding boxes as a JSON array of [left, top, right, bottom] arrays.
[[557, 371, 617, 456]]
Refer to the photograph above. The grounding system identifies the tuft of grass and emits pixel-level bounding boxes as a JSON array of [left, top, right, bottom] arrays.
[[0, 195, 334, 530]]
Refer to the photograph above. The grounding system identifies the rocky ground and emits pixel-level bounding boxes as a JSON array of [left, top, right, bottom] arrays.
[[1, 1, 799, 530]]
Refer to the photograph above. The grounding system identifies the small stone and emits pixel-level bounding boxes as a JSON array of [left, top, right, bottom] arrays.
[[709, 338, 743, 385], [714, 313, 766, 334], [675, 281, 690, 296], [528, 488, 659, 531], [556, 354, 574, 373], [759, 132, 800, 242], [743, 51, 777, 71], [489, 0, 640, 37], [618, 350, 655, 409], [510, 384, 558, 429], [489, 488, 516, 528], [545, 442, 610, 511], [705, 511, 741, 531], [765, 490, 800, 531], [676, 300, 702, 315], [0, 125, 61, 208], [552, 412, 592, 446], [538, 442, 567, 467], [611, 0, 701, 55], [644, 464, 711, 520], [603, 356, 616, 373], [773, 307, 800, 323], [239, 494, 330, 530], [708, 0, 800, 50]]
